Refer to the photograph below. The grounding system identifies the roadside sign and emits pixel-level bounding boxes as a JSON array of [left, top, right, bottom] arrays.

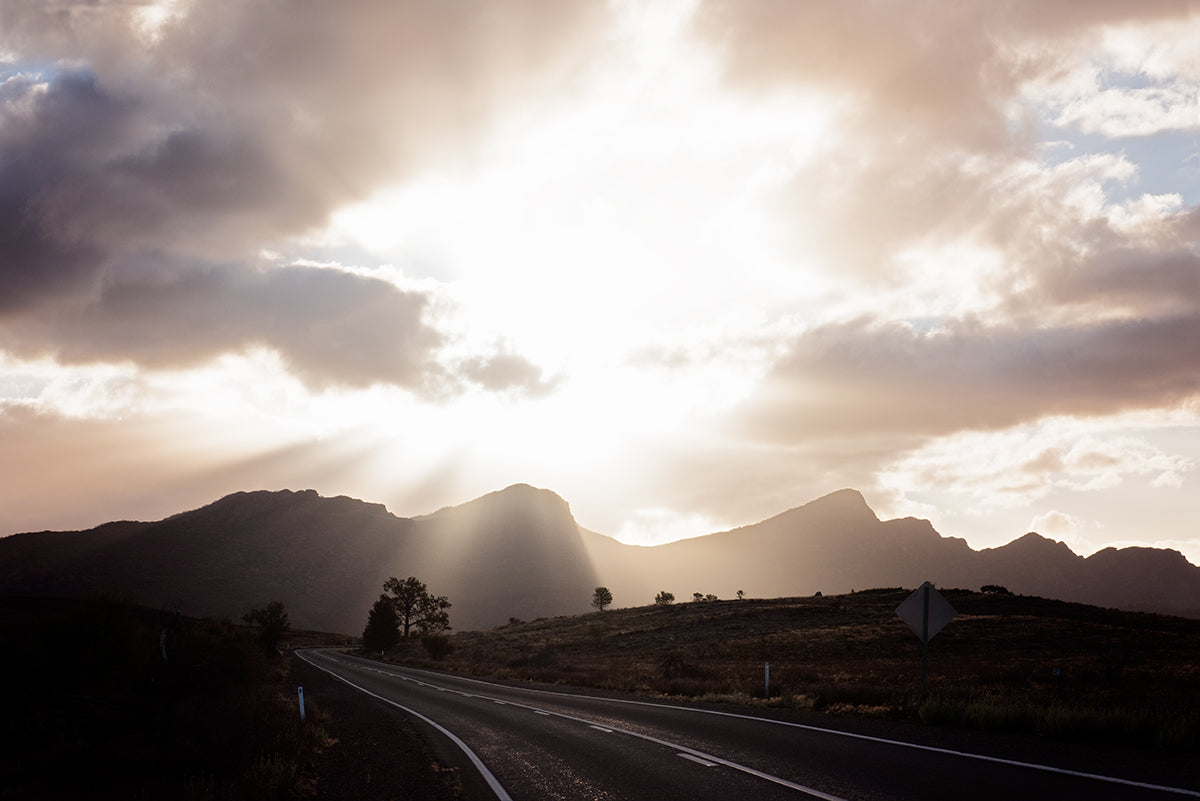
[[896, 582, 957, 693], [896, 582, 956, 643]]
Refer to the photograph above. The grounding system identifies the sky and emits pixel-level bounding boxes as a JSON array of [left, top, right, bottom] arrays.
[[2, 1, 1199, 567]]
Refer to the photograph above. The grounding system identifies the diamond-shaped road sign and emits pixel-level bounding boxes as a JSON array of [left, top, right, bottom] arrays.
[[896, 582, 957, 643]]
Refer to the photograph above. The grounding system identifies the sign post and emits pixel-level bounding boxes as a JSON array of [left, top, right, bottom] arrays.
[[895, 582, 957, 693]]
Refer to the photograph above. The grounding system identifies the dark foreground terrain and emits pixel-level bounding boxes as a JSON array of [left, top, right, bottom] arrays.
[[5, 589, 1197, 798]]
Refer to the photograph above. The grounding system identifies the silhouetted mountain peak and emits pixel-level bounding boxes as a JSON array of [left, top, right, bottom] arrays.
[[424, 483, 572, 524], [803, 488, 878, 520], [4, 483, 1198, 630], [177, 488, 392, 528], [1087, 545, 1192, 569], [998, 531, 1080, 559]]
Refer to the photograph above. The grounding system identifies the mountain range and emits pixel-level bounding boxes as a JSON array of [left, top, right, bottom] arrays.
[[2, 484, 1197, 633]]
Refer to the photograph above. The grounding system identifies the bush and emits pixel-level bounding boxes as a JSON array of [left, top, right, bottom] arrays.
[[422, 633, 455, 660]]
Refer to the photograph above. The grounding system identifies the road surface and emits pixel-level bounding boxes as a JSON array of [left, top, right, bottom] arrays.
[[297, 649, 1198, 801]]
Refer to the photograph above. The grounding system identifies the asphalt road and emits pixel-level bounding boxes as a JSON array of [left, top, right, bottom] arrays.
[[297, 649, 1199, 801]]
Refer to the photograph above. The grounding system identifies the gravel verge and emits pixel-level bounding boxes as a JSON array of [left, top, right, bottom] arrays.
[[290, 654, 461, 800]]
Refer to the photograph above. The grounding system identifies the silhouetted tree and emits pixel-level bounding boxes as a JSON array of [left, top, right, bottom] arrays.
[[736, 589, 745, 600], [654, 591, 675, 605], [692, 592, 704, 602], [362, 594, 401, 651], [383, 576, 452, 638], [242, 600, 290, 656], [591, 586, 613, 611], [703, 593, 719, 602], [981, 584, 1013, 595]]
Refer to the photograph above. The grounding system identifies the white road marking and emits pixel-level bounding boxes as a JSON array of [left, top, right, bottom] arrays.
[[296, 651, 513, 801], [379, 656, 1200, 799], [679, 753, 718, 767], [309, 652, 848, 800]]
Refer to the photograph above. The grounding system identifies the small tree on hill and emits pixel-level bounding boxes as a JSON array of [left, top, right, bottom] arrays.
[[362, 594, 401, 651], [243, 600, 290, 656], [383, 576, 452, 638], [591, 586, 613, 611], [654, 591, 675, 606]]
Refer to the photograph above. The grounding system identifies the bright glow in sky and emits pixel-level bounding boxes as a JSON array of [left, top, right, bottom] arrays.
[[2, 1, 1199, 567]]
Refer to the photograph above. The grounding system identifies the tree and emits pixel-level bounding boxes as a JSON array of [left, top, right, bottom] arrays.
[[383, 576, 452, 638], [736, 589, 745, 600], [362, 594, 400, 651], [692, 592, 704, 602], [654, 591, 675, 606], [591, 586, 613, 611], [243, 600, 290, 656]]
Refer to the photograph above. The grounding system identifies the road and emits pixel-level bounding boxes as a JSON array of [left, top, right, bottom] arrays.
[[297, 649, 1199, 801]]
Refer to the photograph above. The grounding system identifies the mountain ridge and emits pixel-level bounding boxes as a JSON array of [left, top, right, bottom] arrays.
[[2, 483, 1198, 631]]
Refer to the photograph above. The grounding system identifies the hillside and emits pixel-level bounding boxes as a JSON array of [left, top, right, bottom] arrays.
[[2, 484, 1199, 633], [426, 590, 1200, 757]]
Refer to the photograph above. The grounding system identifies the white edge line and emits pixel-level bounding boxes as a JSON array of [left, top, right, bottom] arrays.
[[312, 651, 846, 801], [376, 655, 1200, 799], [297, 650, 513, 801], [678, 753, 718, 767]]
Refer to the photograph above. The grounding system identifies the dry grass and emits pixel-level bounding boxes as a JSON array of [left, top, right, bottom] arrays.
[[380, 588, 1200, 750]]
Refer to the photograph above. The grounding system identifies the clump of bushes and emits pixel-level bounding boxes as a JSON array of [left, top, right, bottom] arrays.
[[0, 595, 329, 799]]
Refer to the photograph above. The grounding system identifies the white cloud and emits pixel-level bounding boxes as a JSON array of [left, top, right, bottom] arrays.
[[878, 414, 1199, 513], [1054, 83, 1200, 138], [1029, 509, 1080, 538]]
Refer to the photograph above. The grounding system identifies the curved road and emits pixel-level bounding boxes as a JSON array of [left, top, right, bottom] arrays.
[[298, 649, 1198, 801]]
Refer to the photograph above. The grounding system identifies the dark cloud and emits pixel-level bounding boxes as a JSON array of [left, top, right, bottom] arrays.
[[0, 1, 609, 389], [0, 67, 443, 389], [738, 314, 1200, 441]]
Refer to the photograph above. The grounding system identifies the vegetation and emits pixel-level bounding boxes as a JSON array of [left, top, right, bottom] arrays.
[[243, 599, 292, 656], [591, 586, 613, 611], [362, 593, 401, 651], [383, 576, 451, 638], [654, 590, 675, 606], [0, 594, 330, 799], [380, 588, 1200, 752]]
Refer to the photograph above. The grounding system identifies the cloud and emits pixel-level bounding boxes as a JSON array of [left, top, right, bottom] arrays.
[[876, 417, 1197, 511], [737, 313, 1200, 442], [0, 1, 610, 388], [688, 1, 1199, 301], [456, 349, 560, 398], [1029, 510, 1080, 538], [1054, 83, 1200, 137]]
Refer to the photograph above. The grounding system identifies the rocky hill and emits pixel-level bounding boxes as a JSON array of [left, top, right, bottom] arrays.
[[2, 484, 1197, 632]]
